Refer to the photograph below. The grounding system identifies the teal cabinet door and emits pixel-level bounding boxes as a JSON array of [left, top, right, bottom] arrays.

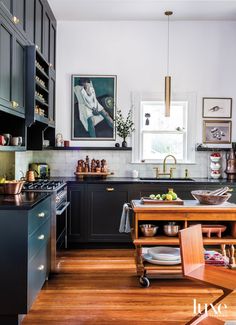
[[0, 13, 26, 116], [0, 19, 13, 111], [35, 0, 43, 53]]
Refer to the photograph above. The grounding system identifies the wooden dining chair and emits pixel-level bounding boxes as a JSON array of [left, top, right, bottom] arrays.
[[179, 224, 236, 325]]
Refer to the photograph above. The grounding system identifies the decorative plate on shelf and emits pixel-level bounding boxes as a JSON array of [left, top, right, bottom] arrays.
[[142, 254, 181, 265], [147, 247, 180, 261]]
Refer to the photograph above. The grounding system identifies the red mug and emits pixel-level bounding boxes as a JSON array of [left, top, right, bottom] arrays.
[[0, 135, 6, 145]]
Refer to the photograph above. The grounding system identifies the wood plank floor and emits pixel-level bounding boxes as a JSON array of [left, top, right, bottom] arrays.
[[22, 249, 236, 325]]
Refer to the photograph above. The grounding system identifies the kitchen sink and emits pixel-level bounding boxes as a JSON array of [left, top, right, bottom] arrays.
[[139, 177, 196, 182]]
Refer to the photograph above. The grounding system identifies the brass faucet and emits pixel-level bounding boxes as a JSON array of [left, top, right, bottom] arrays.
[[154, 154, 177, 178]]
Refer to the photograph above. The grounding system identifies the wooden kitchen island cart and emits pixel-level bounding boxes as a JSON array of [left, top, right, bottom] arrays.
[[131, 200, 236, 287]]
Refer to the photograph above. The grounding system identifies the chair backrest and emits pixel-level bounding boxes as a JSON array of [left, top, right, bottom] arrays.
[[179, 224, 205, 276]]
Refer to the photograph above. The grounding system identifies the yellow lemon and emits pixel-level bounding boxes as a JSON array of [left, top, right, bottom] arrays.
[[166, 194, 173, 201]]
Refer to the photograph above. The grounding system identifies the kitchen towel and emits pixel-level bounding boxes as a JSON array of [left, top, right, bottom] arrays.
[[119, 203, 131, 233]]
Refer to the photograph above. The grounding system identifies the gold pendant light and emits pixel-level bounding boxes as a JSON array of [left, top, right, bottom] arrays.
[[165, 11, 173, 117]]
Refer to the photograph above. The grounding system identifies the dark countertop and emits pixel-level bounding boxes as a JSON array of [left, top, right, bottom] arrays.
[[0, 192, 50, 210], [52, 176, 236, 185]]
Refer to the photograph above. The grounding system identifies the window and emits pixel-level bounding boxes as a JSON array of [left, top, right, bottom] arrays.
[[132, 95, 196, 164]]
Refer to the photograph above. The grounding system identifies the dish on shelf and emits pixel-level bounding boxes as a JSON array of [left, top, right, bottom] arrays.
[[143, 254, 181, 265], [140, 224, 158, 237], [147, 246, 180, 261], [210, 157, 221, 162], [201, 224, 227, 238], [210, 162, 221, 170]]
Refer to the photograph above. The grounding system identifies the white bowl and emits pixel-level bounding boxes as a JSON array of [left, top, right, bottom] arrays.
[[210, 162, 221, 170], [210, 172, 221, 179], [210, 156, 221, 162], [147, 246, 180, 261]]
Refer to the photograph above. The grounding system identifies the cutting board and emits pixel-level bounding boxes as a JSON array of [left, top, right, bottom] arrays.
[[74, 172, 112, 179], [141, 197, 184, 205]]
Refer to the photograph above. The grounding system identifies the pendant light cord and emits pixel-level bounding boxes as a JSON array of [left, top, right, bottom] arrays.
[[167, 14, 170, 76]]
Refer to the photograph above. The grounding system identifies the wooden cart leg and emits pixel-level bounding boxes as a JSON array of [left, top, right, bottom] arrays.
[[228, 244, 236, 269], [221, 244, 226, 257], [135, 245, 144, 276]]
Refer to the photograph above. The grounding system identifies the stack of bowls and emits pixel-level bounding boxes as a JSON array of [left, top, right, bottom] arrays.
[[143, 246, 181, 265]]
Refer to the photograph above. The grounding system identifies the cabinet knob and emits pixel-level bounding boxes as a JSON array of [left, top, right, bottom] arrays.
[[36, 45, 41, 51], [38, 212, 45, 218], [11, 101, 19, 109], [38, 265, 45, 271], [12, 16, 20, 24], [106, 188, 114, 192], [38, 234, 45, 240], [49, 63, 53, 68]]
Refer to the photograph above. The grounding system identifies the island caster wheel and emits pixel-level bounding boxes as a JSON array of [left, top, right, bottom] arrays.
[[139, 276, 150, 288]]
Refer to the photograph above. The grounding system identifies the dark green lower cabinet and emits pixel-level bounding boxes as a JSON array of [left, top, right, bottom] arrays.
[[67, 182, 236, 247], [87, 184, 130, 242], [0, 197, 51, 325]]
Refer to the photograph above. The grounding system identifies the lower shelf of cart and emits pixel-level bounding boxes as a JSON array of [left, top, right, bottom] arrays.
[[133, 235, 236, 246], [142, 261, 182, 272]]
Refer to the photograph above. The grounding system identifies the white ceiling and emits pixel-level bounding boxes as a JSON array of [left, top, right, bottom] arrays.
[[48, 0, 236, 21]]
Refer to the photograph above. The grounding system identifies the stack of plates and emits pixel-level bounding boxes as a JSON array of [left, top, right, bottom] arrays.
[[143, 246, 181, 265]]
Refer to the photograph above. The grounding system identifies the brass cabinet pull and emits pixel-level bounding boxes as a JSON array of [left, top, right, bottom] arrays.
[[38, 234, 45, 240], [38, 265, 45, 271], [11, 101, 19, 108], [106, 188, 114, 192], [38, 212, 45, 218], [12, 16, 20, 24]]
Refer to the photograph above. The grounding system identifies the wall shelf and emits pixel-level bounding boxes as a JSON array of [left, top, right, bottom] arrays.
[[51, 146, 132, 151], [196, 144, 231, 152]]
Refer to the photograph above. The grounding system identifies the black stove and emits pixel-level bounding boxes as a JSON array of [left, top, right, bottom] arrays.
[[23, 180, 65, 191]]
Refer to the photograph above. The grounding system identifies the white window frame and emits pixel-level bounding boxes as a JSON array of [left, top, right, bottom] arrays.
[[132, 92, 196, 164]]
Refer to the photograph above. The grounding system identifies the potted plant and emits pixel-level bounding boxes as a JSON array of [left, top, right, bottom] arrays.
[[116, 109, 135, 147]]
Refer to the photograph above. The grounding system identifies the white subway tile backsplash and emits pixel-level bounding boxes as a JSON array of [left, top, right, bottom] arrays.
[[12, 149, 227, 179]]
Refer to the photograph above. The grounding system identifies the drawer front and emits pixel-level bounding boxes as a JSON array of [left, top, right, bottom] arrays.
[[138, 213, 186, 221], [28, 219, 50, 262], [186, 212, 236, 221], [28, 243, 49, 310], [28, 197, 50, 235]]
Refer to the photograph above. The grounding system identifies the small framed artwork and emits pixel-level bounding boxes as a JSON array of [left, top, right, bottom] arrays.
[[72, 75, 117, 140], [202, 97, 232, 118], [203, 120, 232, 144]]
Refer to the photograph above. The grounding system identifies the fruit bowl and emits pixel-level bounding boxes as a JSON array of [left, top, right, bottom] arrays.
[[191, 190, 231, 205]]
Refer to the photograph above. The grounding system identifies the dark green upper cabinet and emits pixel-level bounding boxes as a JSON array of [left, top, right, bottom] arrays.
[[35, 0, 43, 53], [12, 38, 25, 111], [12, 0, 26, 32], [25, 0, 34, 44], [49, 22, 56, 71], [43, 10, 50, 63], [0, 21, 12, 110], [1, 0, 12, 13], [0, 14, 26, 116]]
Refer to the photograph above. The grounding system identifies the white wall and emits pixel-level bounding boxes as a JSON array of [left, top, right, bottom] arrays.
[[13, 20, 236, 179], [56, 20, 236, 146]]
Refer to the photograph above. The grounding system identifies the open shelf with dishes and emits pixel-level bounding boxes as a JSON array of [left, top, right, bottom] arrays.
[[26, 46, 55, 150], [0, 110, 26, 151]]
